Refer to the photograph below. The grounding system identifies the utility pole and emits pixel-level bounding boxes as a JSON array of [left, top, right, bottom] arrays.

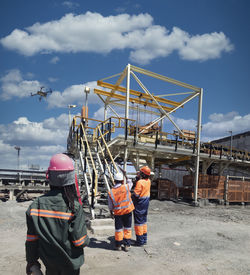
[[84, 86, 90, 126], [228, 130, 233, 159], [14, 146, 21, 170], [68, 104, 77, 127]]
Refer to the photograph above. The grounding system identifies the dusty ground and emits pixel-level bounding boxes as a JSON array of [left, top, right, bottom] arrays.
[[0, 199, 250, 275]]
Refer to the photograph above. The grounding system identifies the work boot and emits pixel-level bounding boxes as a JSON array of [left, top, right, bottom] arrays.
[[124, 245, 130, 252], [115, 245, 122, 251]]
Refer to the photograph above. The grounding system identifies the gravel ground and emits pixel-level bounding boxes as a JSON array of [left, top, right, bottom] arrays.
[[0, 199, 250, 275]]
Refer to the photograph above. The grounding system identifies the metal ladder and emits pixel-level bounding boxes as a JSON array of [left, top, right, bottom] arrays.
[[76, 122, 118, 220]]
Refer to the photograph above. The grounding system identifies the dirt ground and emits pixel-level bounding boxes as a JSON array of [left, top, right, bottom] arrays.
[[0, 199, 250, 275]]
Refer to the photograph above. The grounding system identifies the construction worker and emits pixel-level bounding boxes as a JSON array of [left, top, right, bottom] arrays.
[[133, 166, 151, 246], [25, 153, 89, 275], [108, 171, 134, 252]]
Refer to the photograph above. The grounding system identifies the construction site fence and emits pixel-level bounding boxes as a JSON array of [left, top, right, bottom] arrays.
[[155, 175, 250, 203], [179, 175, 250, 203]]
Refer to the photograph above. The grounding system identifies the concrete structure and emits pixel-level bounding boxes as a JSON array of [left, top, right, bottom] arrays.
[[211, 131, 250, 177], [212, 131, 250, 152]]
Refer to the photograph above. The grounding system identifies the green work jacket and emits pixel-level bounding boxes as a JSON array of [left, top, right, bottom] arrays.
[[25, 189, 89, 270]]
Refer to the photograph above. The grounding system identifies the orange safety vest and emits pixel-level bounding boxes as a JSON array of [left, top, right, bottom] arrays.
[[108, 184, 134, 216], [134, 179, 151, 198]]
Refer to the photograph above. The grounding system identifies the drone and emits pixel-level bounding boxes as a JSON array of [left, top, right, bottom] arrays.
[[31, 87, 53, 101]]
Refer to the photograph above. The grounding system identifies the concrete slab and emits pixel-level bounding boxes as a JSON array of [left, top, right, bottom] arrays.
[[89, 218, 114, 235]]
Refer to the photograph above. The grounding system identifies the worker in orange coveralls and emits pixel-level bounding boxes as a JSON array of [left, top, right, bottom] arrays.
[[108, 171, 134, 252], [132, 166, 151, 246], [25, 153, 89, 275]]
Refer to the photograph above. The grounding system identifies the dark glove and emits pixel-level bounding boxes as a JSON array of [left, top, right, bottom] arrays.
[[26, 263, 32, 275], [26, 261, 41, 275]]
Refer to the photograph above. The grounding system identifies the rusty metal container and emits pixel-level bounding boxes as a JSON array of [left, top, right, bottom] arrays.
[[157, 178, 178, 200]]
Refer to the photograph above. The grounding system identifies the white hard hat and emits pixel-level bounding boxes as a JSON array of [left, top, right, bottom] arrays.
[[114, 172, 123, 181]]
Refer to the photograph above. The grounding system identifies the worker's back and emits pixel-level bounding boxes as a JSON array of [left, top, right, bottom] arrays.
[[26, 188, 89, 271]]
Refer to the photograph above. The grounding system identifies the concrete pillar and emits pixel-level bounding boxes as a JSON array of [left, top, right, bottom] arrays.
[[151, 155, 155, 170], [136, 152, 139, 171], [202, 160, 213, 174], [9, 190, 15, 201]]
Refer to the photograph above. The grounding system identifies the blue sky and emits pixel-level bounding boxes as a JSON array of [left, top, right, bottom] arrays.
[[0, 0, 250, 169]]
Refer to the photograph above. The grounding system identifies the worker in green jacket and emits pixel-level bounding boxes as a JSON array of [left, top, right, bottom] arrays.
[[25, 153, 90, 275]]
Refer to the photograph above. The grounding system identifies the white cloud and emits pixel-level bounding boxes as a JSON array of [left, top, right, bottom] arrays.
[[174, 117, 197, 131], [115, 7, 127, 13], [202, 112, 250, 141], [62, 1, 80, 9], [0, 141, 65, 169], [179, 32, 234, 61], [170, 111, 250, 142], [0, 70, 100, 106], [47, 81, 100, 108], [208, 111, 238, 123], [50, 56, 60, 64], [0, 12, 233, 64], [93, 107, 105, 121], [0, 115, 69, 169], [0, 69, 42, 100], [48, 77, 58, 82], [0, 116, 68, 146]]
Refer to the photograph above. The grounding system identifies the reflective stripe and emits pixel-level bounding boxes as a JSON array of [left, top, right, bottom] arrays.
[[124, 228, 132, 239], [110, 184, 130, 207], [72, 235, 87, 247], [124, 227, 131, 230], [26, 234, 39, 242], [140, 196, 150, 199], [109, 184, 134, 215], [134, 224, 144, 236], [115, 230, 123, 241], [114, 200, 133, 210], [30, 209, 74, 220]]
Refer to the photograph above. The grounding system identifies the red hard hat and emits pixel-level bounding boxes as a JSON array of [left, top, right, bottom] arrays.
[[140, 166, 151, 176], [48, 153, 74, 171]]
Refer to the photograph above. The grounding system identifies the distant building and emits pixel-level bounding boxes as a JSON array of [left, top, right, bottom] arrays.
[[29, 164, 40, 170], [212, 131, 250, 152], [212, 131, 250, 177]]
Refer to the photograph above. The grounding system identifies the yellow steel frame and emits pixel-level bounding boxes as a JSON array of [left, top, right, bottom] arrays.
[[97, 80, 181, 107], [94, 88, 174, 112], [94, 64, 203, 205]]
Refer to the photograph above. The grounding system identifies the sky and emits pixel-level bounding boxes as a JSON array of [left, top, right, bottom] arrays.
[[0, 0, 250, 170]]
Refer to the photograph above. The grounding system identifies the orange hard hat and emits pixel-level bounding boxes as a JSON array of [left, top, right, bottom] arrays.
[[140, 166, 151, 176]]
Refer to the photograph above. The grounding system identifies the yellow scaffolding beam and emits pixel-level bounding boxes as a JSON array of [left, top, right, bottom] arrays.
[[97, 80, 181, 107], [94, 88, 174, 112]]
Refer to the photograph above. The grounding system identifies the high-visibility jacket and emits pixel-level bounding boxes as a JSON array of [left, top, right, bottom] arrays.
[[134, 179, 151, 199], [108, 184, 134, 216], [133, 179, 151, 215], [25, 189, 89, 270]]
